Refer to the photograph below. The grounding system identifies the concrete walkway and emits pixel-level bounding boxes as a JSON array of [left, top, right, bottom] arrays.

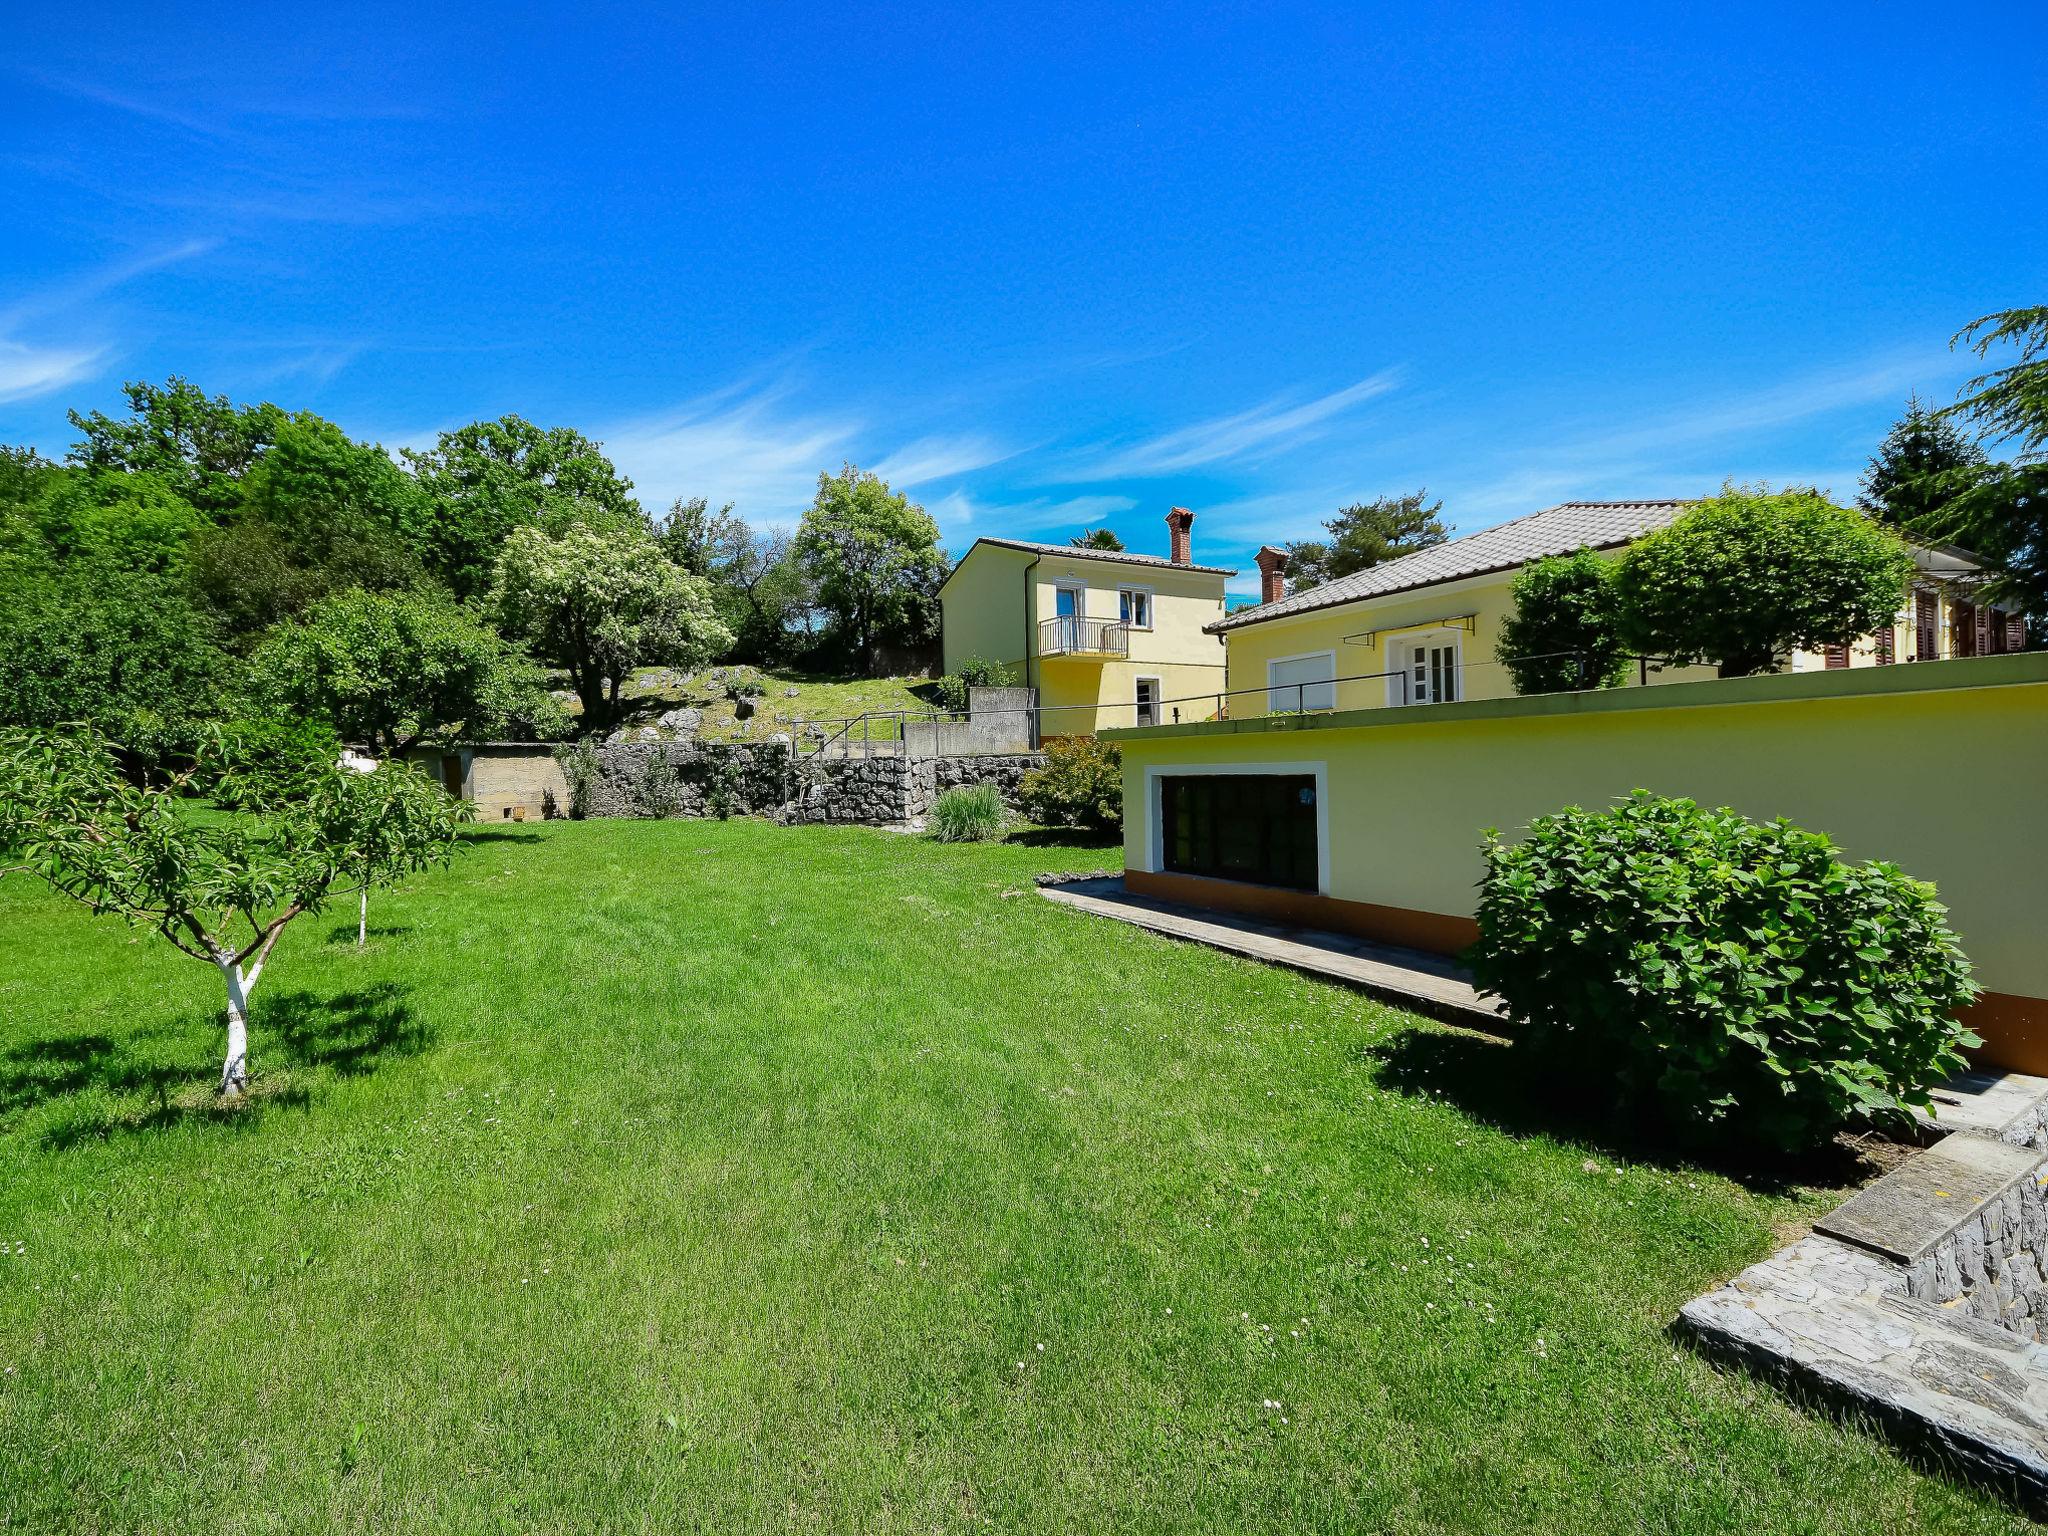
[[1036, 876, 1507, 1031]]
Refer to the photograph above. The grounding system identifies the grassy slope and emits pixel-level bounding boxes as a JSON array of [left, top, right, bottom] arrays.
[[0, 820, 2027, 1534], [617, 667, 935, 743]]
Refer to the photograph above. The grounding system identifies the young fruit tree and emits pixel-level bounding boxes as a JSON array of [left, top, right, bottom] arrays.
[[0, 728, 467, 1097]]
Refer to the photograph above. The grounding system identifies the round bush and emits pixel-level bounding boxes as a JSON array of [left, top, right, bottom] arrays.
[[1470, 791, 1979, 1150], [1016, 737, 1121, 831]]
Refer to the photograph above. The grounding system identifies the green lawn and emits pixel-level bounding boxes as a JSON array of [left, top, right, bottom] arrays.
[[0, 819, 2027, 1533]]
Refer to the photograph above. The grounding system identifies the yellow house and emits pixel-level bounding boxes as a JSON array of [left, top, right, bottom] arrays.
[[939, 508, 1235, 736], [1213, 500, 2027, 717]]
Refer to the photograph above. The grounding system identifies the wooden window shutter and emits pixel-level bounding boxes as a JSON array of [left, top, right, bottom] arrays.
[[2008, 612, 2028, 652], [1823, 643, 1850, 669], [1976, 604, 1994, 656], [1874, 625, 1895, 665], [1914, 590, 1938, 660], [1953, 600, 1977, 658]]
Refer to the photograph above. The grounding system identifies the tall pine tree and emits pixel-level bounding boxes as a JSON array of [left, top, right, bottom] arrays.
[[1859, 394, 1985, 528]]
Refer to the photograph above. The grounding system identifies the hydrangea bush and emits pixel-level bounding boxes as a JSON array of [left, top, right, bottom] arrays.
[[1470, 791, 1979, 1150]]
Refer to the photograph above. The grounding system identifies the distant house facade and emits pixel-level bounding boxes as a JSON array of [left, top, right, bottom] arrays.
[[939, 508, 1234, 736], [1212, 500, 2027, 718]]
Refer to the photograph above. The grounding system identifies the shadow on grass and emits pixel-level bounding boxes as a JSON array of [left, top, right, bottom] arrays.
[[323, 922, 416, 945], [460, 826, 547, 845], [1365, 1027, 1887, 1196], [7, 983, 429, 1151], [1005, 826, 1123, 851]]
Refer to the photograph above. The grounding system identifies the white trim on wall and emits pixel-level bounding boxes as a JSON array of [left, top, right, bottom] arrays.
[[1140, 760, 1331, 896]]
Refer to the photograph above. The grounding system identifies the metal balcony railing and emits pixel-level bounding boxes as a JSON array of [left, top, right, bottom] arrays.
[[1037, 615, 1130, 658]]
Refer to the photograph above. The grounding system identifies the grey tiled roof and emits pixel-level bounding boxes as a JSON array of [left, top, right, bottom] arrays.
[[948, 537, 1237, 582], [1208, 500, 1693, 632]]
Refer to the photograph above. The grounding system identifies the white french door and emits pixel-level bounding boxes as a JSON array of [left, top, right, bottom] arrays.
[[1398, 636, 1460, 705]]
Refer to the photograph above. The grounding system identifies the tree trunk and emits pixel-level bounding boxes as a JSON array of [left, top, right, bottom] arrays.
[[358, 886, 368, 948], [219, 961, 252, 1098]]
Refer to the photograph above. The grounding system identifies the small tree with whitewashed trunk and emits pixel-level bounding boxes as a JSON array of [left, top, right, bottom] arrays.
[[0, 728, 466, 1097]]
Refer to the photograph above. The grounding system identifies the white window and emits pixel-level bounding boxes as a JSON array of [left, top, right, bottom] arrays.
[[1119, 587, 1153, 629], [1054, 583, 1084, 618], [1391, 632, 1460, 706], [1134, 676, 1161, 726], [1266, 651, 1336, 713]]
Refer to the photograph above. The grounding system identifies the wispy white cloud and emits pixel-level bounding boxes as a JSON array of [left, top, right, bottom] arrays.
[[600, 383, 859, 524], [927, 490, 1138, 547], [0, 339, 109, 404], [0, 239, 217, 406], [1439, 346, 1971, 528], [0, 239, 215, 333], [1055, 370, 1402, 480], [869, 434, 1017, 487]]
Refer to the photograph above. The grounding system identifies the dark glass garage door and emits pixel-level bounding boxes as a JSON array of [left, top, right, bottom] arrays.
[[1160, 774, 1319, 891]]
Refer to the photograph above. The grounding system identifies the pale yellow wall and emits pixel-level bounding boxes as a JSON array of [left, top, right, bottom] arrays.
[[1116, 654, 2048, 1011], [1217, 563, 2021, 717], [1038, 658, 1230, 735], [939, 544, 1229, 733], [1026, 552, 1230, 671], [939, 543, 1034, 678], [1031, 551, 1228, 733]]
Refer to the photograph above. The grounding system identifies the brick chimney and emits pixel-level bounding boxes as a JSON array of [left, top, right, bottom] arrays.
[[1165, 506, 1195, 566], [1255, 545, 1289, 605]]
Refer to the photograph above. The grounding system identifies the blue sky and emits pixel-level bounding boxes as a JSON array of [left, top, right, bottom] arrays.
[[2, 2, 2043, 596]]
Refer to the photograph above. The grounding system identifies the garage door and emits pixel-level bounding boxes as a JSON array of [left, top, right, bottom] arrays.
[[1160, 773, 1319, 891]]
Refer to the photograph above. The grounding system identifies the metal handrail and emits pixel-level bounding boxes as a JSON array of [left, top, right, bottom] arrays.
[[1038, 615, 1130, 657]]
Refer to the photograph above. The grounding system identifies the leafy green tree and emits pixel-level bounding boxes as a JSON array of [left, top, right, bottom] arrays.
[[658, 497, 812, 661], [1859, 395, 1987, 529], [1495, 549, 1630, 694], [1282, 492, 1447, 589], [253, 587, 561, 758], [67, 378, 287, 517], [492, 523, 732, 730], [793, 465, 946, 674], [1916, 308, 2048, 621], [0, 556, 228, 749], [1071, 527, 1124, 551], [29, 469, 204, 576], [405, 417, 645, 598], [0, 728, 465, 1096], [1614, 487, 1914, 677]]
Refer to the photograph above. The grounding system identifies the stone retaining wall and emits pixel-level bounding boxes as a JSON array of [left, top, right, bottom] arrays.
[[558, 739, 1046, 826], [1903, 1171, 2048, 1340]]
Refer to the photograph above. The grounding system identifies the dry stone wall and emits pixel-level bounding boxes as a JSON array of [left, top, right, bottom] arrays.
[[560, 738, 1046, 826]]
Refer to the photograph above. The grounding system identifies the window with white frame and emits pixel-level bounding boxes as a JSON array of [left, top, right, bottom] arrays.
[[1390, 631, 1460, 706], [1119, 586, 1153, 629], [1266, 651, 1336, 713]]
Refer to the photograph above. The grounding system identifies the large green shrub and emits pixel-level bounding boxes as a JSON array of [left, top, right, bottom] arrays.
[[1470, 791, 1978, 1150], [1016, 737, 1122, 832], [1613, 486, 1914, 677], [931, 655, 1006, 713], [927, 783, 1005, 842], [1496, 548, 1629, 694]]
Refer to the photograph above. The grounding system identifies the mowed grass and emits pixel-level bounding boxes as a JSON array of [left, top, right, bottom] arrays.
[[0, 819, 2028, 1534]]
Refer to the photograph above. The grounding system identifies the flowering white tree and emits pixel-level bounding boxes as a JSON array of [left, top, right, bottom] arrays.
[[491, 522, 733, 731], [0, 728, 467, 1096]]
